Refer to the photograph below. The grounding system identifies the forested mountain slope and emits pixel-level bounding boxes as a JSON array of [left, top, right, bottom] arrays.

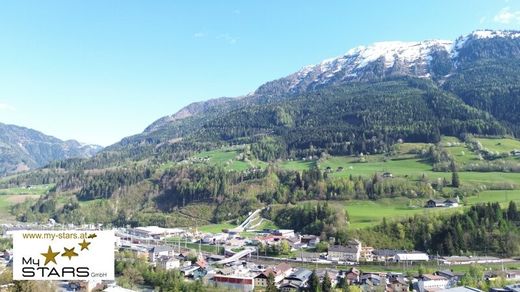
[[106, 29, 520, 163]]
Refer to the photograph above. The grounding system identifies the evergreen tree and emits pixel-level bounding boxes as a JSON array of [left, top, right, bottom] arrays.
[[322, 271, 332, 292], [337, 277, 347, 289], [451, 171, 460, 188], [508, 201, 518, 221], [309, 270, 321, 292], [266, 273, 277, 292]]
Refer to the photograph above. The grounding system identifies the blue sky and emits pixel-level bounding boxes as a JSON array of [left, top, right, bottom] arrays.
[[0, 0, 519, 146]]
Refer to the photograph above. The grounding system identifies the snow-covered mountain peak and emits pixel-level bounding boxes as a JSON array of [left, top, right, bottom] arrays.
[[341, 40, 452, 69], [259, 39, 454, 94], [471, 29, 520, 39], [252, 29, 520, 96], [454, 29, 520, 52]]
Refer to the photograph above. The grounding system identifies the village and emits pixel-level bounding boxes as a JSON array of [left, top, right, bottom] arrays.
[[1, 220, 517, 292], [110, 225, 520, 292]]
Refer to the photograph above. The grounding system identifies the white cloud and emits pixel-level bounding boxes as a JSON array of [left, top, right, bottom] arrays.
[[193, 32, 206, 38], [480, 16, 487, 24], [217, 33, 238, 45], [0, 103, 15, 111], [494, 7, 520, 24]]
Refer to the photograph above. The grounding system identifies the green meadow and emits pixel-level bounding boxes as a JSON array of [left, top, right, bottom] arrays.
[[0, 184, 54, 196], [193, 148, 267, 171], [477, 137, 520, 153]]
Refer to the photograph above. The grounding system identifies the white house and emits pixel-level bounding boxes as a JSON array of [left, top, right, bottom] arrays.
[[148, 245, 175, 262], [328, 245, 360, 262], [418, 274, 451, 291], [157, 256, 181, 270]]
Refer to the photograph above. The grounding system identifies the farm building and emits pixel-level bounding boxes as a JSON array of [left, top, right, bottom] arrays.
[[425, 197, 459, 208]]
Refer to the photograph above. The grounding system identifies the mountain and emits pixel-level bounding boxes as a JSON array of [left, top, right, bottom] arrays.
[[0, 123, 102, 176], [113, 29, 520, 156], [9, 29, 520, 232]]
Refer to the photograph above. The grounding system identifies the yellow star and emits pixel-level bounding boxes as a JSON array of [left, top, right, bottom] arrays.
[[62, 247, 78, 260], [41, 246, 60, 265], [79, 239, 91, 251]]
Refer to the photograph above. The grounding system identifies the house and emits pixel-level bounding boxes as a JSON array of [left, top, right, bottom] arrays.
[[180, 265, 200, 277], [254, 263, 293, 287], [426, 197, 460, 208], [436, 270, 464, 288], [426, 199, 447, 208], [210, 268, 259, 292], [345, 267, 361, 285], [417, 274, 451, 291], [506, 270, 520, 280], [156, 256, 180, 270], [328, 245, 360, 262], [445, 198, 460, 207], [360, 273, 383, 286], [148, 245, 175, 262], [360, 246, 374, 262], [280, 268, 312, 291], [394, 252, 429, 262], [383, 172, 393, 178], [328, 240, 362, 262], [387, 276, 408, 292], [316, 269, 339, 287], [300, 235, 320, 247]]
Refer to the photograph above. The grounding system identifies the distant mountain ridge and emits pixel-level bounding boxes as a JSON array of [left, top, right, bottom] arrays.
[[0, 123, 102, 176]]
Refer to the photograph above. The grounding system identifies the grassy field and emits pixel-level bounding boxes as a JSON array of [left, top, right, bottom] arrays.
[[0, 184, 54, 195], [271, 136, 520, 186], [444, 144, 480, 165], [198, 223, 236, 233], [466, 190, 520, 206], [477, 137, 520, 153], [333, 198, 460, 229], [301, 189, 520, 230], [277, 150, 520, 187], [193, 148, 267, 171], [323, 156, 432, 180], [395, 142, 431, 154], [278, 160, 316, 171]]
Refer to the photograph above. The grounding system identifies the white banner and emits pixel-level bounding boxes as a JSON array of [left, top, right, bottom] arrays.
[[12, 230, 115, 280]]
